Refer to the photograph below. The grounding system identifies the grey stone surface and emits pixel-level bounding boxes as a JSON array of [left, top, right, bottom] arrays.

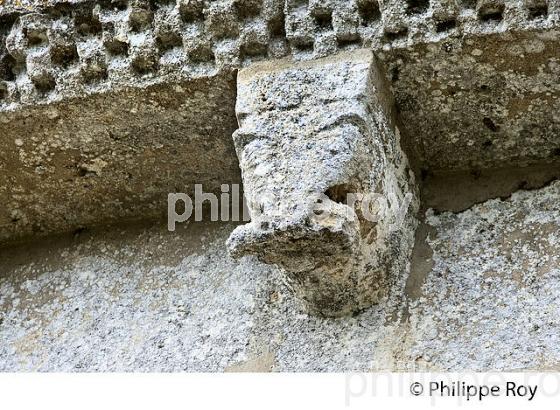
[[0, 0, 558, 168], [381, 29, 560, 171], [0, 0, 288, 108], [1, 181, 559, 371], [403, 179, 560, 371], [0, 0, 559, 371], [0, 220, 399, 371], [2, 0, 557, 108], [228, 50, 418, 316], [1, 1, 559, 244]]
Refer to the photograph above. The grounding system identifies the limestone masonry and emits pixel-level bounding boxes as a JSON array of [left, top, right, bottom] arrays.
[[228, 51, 418, 316], [0, 0, 559, 369]]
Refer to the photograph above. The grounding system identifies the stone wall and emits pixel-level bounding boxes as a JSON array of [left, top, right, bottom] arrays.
[[0, 0, 559, 370], [1, 1, 559, 244], [1, 180, 559, 371]]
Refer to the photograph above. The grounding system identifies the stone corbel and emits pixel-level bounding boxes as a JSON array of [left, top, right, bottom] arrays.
[[227, 49, 419, 317]]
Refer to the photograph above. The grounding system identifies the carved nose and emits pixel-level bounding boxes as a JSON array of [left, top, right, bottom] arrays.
[[227, 198, 361, 270]]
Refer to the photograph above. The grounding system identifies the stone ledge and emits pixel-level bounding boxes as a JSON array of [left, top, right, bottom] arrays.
[[0, 72, 240, 244], [1, 0, 558, 108]]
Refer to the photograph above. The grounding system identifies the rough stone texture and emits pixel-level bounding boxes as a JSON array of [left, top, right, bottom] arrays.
[[402, 179, 560, 371], [0, 0, 288, 109], [0, 220, 401, 371], [0, 0, 559, 370], [421, 162, 560, 212], [382, 29, 560, 171], [1, 181, 559, 371], [0, 74, 240, 244], [227, 50, 418, 316], [0, 1, 558, 167], [1, 0, 559, 243]]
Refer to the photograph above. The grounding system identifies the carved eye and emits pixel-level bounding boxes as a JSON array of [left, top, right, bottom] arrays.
[[232, 129, 261, 150], [236, 110, 249, 125]]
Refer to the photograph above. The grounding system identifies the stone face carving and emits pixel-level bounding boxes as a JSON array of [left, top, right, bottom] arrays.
[[228, 49, 419, 317]]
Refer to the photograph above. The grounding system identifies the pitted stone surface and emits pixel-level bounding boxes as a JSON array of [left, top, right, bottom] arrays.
[[380, 30, 560, 171], [0, 0, 559, 372], [228, 50, 418, 316], [0, 0, 289, 108], [0, 74, 241, 244], [0, 181, 559, 371], [1, 1, 559, 244], [0, 221, 404, 371], [402, 180, 560, 370], [1, 0, 558, 111]]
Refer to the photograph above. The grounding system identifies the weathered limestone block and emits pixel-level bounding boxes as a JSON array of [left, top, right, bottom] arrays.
[[228, 49, 419, 316]]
